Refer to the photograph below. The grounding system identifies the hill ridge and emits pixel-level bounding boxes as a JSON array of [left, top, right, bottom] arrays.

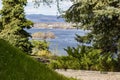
[[26, 14, 65, 23]]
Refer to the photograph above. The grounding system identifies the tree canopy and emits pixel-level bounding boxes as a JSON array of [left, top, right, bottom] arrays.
[[0, 0, 33, 53], [65, 0, 120, 55]]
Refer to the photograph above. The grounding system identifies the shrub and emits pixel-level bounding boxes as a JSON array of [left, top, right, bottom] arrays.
[[31, 40, 49, 54], [49, 56, 80, 70], [97, 53, 120, 72], [31, 40, 52, 58], [37, 50, 52, 58], [64, 45, 120, 71], [64, 46, 102, 70]]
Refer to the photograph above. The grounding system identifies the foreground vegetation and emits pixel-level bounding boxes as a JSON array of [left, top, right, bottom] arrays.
[[0, 1, 120, 80], [49, 0, 120, 72], [49, 46, 120, 72], [31, 0, 120, 72], [0, 39, 75, 80], [0, 0, 33, 53]]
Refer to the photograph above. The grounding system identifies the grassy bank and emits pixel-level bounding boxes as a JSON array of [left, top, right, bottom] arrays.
[[0, 39, 74, 80]]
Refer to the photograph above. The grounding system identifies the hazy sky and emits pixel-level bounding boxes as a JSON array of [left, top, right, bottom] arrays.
[[0, 0, 72, 15]]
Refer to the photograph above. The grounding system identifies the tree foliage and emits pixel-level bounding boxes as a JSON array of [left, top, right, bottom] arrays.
[[32, 0, 71, 13], [65, 0, 120, 55], [32, 0, 53, 7], [31, 40, 50, 55], [64, 46, 101, 70], [62, 0, 120, 71], [0, 0, 33, 53]]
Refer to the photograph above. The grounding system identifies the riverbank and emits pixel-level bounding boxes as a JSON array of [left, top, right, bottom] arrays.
[[56, 69, 120, 80], [33, 22, 75, 29]]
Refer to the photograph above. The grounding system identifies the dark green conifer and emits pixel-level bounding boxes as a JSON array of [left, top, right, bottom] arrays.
[[65, 0, 120, 54], [0, 0, 33, 53]]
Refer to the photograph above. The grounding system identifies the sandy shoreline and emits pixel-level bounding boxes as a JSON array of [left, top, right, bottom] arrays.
[[55, 69, 120, 80]]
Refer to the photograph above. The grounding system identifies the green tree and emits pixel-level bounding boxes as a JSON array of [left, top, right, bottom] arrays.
[[64, 0, 120, 71], [33, 0, 53, 7], [64, 46, 101, 70], [0, 0, 33, 53], [65, 0, 120, 56], [0, 18, 2, 31]]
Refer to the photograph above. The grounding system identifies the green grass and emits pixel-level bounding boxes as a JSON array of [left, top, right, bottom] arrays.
[[0, 39, 74, 80]]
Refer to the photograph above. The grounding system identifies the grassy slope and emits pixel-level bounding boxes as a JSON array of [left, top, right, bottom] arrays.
[[0, 39, 72, 80]]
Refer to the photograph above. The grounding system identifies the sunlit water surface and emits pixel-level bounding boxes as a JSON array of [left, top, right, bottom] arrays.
[[26, 28, 88, 55]]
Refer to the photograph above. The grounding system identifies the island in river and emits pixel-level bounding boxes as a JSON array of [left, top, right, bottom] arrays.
[[26, 14, 87, 55]]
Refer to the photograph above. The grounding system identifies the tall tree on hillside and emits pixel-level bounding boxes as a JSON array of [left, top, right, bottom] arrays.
[[0, 19, 1, 32], [65, 0, 120, 55], [0, 0, 33, 53]]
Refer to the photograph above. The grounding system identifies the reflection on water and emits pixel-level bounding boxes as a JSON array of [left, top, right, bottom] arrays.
[[26, 28, 88, 55]]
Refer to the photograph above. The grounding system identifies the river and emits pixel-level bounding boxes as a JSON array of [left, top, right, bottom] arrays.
[[26, 28, 88, 55]]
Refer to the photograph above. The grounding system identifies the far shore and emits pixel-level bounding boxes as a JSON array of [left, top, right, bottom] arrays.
[[33, 22, 76, 29]]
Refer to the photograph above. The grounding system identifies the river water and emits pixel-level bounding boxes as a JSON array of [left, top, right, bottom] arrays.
[[26, 28, 88, 55]]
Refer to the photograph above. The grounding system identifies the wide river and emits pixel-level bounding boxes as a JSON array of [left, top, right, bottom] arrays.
[[26, 28, 88, 55]]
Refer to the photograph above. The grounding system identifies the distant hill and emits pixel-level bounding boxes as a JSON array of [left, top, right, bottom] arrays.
[[26, 14, 65, 22]]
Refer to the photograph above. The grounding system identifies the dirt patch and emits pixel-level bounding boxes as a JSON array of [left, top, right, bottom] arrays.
[[55, 69, 120, 80]]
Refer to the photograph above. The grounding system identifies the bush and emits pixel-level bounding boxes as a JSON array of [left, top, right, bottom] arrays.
[[37, 50, 52, 58], [31, 40, 53, 58], [31, 40, 49, 55], [97, 53, 120, 72], [65, 46, 101, 70], [48, 56, 80, 70], [48, 60, 61, 69], [64, 45, 120, 71]]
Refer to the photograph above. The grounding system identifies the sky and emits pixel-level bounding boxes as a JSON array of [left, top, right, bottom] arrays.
[[0, 0, 72, 15]]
